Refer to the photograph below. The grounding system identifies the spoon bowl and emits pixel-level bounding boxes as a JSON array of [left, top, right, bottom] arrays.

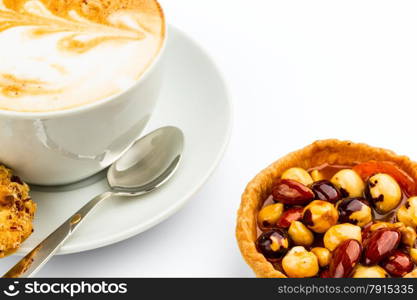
[[109, 126, 183, 195], [4, 126, 184, 278]]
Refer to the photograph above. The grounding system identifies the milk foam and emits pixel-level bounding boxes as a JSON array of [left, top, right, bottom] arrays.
[[0, 0, 164, 112]]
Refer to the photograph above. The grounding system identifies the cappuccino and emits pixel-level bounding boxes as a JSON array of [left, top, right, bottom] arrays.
[[0, 0, 165, 112]]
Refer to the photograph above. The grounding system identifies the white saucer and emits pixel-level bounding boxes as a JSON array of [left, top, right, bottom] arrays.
[[16, 25, 232, 255]]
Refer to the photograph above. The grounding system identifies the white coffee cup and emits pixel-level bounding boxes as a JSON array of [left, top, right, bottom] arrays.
[[0, 28, 167, 186]]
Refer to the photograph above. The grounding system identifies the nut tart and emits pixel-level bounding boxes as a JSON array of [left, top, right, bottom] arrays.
[[236, 139, 417, 278]]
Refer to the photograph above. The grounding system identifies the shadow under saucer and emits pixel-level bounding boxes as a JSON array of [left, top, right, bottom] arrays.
[[30, 168, 108, 193]]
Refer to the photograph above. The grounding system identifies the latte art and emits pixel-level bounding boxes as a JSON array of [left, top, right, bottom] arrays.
[[0, 0, 164, 112]]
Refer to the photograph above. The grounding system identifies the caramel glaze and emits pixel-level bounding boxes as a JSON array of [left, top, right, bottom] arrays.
[[0, 74, 60, 98], [257, 163, 416, 277]]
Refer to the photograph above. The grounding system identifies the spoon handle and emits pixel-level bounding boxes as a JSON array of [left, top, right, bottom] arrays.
[[3, 191, 113, 278]]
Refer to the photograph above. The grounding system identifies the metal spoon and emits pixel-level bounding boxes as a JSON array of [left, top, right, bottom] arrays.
[[3, 126, 184, 278]]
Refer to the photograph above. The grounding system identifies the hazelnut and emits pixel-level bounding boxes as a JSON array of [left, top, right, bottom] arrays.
[[410, 248, 417, 264], [337, 197, 372, 227], [331, 169, 365, 198], [323, 223, 362, 251], [311, 247, 331, 267], [363, 228, 401, 265], [282, 246, 319, 278], [281, 167, 313, 186], [310, 169, 325, 182], [257, 203, 284, 229], [352, 265, 388, 278], [330, 239, 362, 278], [302, 200, 338, 233], [366, 173, 402, 214], [397, 196, 417, 228], [277, 207, 303, 228], [369, 221, 404, 232], [404, 268, 417, 278], [288, 221, 314, 247], [381, 250, 413, 277], [371, 222, 417, 247], [311, 180, 341, 203], [256, 229, 290, 260], [399, 226, 416, 247], [272, 179, 314, 205]]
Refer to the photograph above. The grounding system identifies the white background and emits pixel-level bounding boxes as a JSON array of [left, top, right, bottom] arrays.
[[2, 0, 417, 277]]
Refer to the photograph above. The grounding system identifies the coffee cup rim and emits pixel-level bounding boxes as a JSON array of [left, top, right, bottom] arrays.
[[0, 7, 167, 119]]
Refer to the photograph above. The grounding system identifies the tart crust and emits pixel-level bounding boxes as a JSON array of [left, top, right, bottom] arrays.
[[236, 139, 417, 278]]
